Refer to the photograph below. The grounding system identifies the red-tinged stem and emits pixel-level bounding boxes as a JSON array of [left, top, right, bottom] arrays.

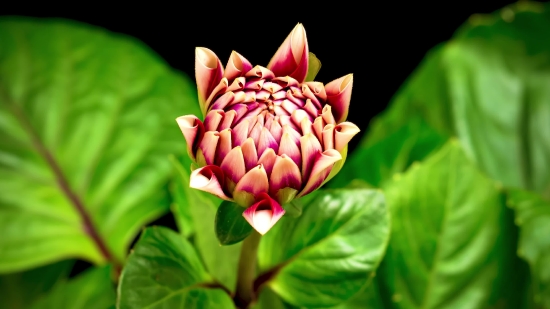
[[234, 231, 262, 308]]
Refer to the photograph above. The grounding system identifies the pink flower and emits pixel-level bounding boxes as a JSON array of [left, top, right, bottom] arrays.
[[177, 23, 360, 235]]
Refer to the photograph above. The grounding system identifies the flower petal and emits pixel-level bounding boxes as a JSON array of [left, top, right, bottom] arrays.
[[175, 115, 204, 159], [224, 51, 253, 81], [242, 193, 285, 235], [241, 137, 258, 171], [245, 65, 275, 80], [300, 133, 322, 180], [199, 131, 220, 165], [270, 155, 302, 204], [196, 47, 224, 113], [234, 164, 269, 207], [258, 148, 277, 177], [190, 165, 231, 201], [267, 23, 309, 83], [326, 74, 353, 123], [204, 109, 225, 132], [298, 149, 342, 197], [334, 122, 361, 152], [258, 127, 278, 157], [216, 129, 232, 165], [220, 146, 246, 193], [322, 124, 335, 150], [278, 132, 302, 168]]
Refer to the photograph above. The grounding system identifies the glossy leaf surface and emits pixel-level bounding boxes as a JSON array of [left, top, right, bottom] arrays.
[[117, 227, 234, 309], [215, 200, 253, 245], [0, 17, 199, 272], [258, 189, 389, 307]]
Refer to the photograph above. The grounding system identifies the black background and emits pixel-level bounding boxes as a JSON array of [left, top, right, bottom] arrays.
[[2, 1, 518, 274]]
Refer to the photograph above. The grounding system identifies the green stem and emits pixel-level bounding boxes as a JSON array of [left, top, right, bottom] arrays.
[[234, 231, 262, 308]]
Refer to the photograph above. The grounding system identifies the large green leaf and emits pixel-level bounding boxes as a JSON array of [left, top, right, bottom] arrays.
[[31, 266, 115, 309], [508, 189, 550, 308], [170, 156, 241, 292], [376, 141, 521, 308], [0, 260, 73, 308], [258, 189, 390, 308], [215, 200, 253, 245], [0, 17, 199, 272], [117, 226, 235, 309]]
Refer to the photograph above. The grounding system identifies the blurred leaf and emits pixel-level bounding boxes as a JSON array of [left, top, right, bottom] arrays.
[[258, 189, 390, 308], [171, 157, 241, 292], [508, 189, 550, 308], [0, 17, 199, 272], [305, 52, 321, 82], [0, 260, 73, 308], [215, 200, 253, 245], [31, 265, 114, 309], [252, 288, 296, 309], [117, 226, 234, 309], [376, 141, 521, 308]]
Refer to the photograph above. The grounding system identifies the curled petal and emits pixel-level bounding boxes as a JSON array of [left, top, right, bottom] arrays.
[[245, 65, 275, 80], [204, 78, 229, 113], [267, 23, 309, 83], [258, 148, 277, 177], [227, 77, 246, 92], [196, 47, 224, 113], [218, 110, 237, 131], [304, 82, 327, 101], [190, 165, 231, 201], [322, 124, 335, 150], [270, 155, 302, 204], [243, 193, 285, 235], [204, 109, 225, 132], [312, 116, 325, 142], [326, 74, 353, 123], [335, 122, 361, 152], [234, 165, 269, 207], [298, 149, 342, 197], [216, 129, 232, 165], [273, 76, 299, 88], [210, 91, 234, 111], [321, 105, 336, 125], [175, 115, 204, 159], [199, 131, 220, 165], [224, 51, 253, 80]]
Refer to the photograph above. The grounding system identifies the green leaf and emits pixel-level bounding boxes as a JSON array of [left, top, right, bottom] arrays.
[[0, 260, 73, 308], [215, 201, 253, 245], [0, 17, 199, 272], [31, 266, 115, 309], [117, 226, 235, 309], [377, 141, 522, 308], [305, 52, 321, 82], [171, 157, 241, 291], [508, 189, 550, 308], [258, 189, 390, 308]]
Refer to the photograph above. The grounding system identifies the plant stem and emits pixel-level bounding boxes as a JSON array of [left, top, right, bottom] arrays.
[[234, 231, 262, 308]]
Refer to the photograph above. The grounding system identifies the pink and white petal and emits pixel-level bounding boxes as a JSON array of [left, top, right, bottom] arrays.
[[303, 99, 319, 118], [227, 77, 246, 92], [321, 105, 336, 125], [291, 109, 310, 128], [334, 122, 361, 152], [326, 74, 353, 123], [305, 81, 327, 101], [244, 78, 265, 91], [300, 117, 313, 136], [245, 66, 275, 80], [322, 124, 335, 150], [257, 127, 279, 157], [269, 119, 283, 144], [270, 155, 302, 195], [258, 148, 277, 177], [175, 115, 204, 159], [242, 193, 285, 235], [234, 165, 269, 207], [199, 131, 220, 165], [273, 76, 299, 88], [209, 91, 235, 111], [220, 146, 246, 186], [216, 129, 232, 165], [278, 132, 302, 168], [267, 23, 309, 83], [218, 110, 237, 131], [196, 47, 224, 108], [301, 84, 321, 108], [300, 133, 322, 180], [204, 78, 229, 114], [224, 51, 253, 80], [241, 138, 259, 171], [312, 116, 325, 142], [204, 109, 225, 132], [298, 149, 342, 197], [190, 165, 232, 201], [232, 119, 249, 147]]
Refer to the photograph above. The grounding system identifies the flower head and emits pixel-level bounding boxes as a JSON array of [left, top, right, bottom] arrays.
[[177, 23, 360, 234]]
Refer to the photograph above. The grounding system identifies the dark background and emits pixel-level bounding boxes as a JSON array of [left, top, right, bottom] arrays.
[[1, 1, 517, 275]]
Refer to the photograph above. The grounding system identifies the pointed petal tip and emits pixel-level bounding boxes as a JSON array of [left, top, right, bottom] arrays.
[[242, 193, 285, 235], [190, 166, 232, 201]]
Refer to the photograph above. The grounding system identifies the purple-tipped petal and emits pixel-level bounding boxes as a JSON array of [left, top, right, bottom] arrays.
[[175, 115, 205, 159], [321, 105, 336, 125], [232, 119, 249, 147], [196, 47, 224, 113], [218, 110, 237, 131], [242, 193, 285, 235], [210, 91, 234, 111], [269, 119, 283, 144], [278, 132, 301, 168], [216, 129, 232, 165], [273, 76, 300, 88], [258, 148, 277, 177], [241, 138, 258, 171], [300, 133, 322, 180], [199, 131, 220, 165], [334, 122, 361, 152], [298, 149, 342, 197], [258, 127, 278, 157], [224, 51, 253, 81], [227, 77, 246, 92], [322, 124, 335, 150], [305, 81, 327, 101], [220, 146, 246, 193], [245, 66, 275, 80], [190, 165, 231, 201], [326, 74, 353, 123], [270, 155, 302, 204], [234, 165, 269, 207], [267, 23, 309, 83], [312, 116, 325, 142], [204, 110, 225, 132]]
